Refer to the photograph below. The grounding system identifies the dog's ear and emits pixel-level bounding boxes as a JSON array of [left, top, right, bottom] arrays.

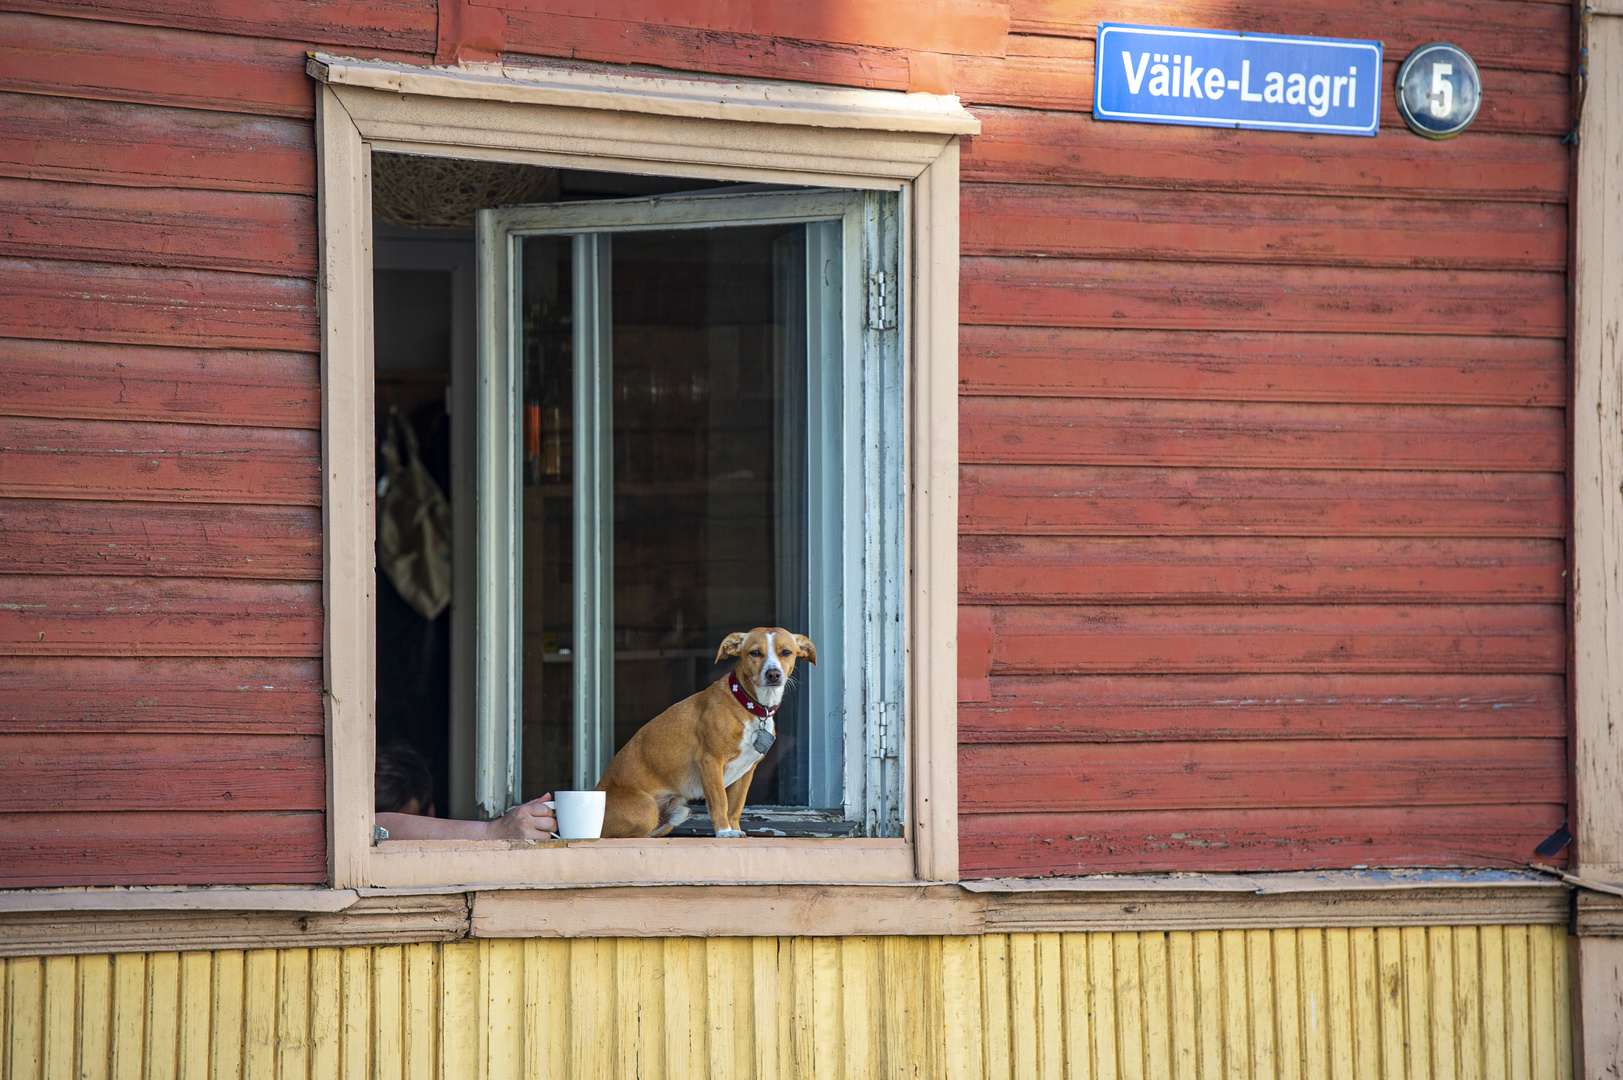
[[793, 634, 817, 665], [715, 632, 748, 663]]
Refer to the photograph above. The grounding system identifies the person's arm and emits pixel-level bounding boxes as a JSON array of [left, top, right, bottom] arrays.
[[377, 794, 557, 840]]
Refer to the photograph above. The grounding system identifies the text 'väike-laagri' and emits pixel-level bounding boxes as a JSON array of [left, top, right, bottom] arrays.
[[1094, 24, 1382, 137]]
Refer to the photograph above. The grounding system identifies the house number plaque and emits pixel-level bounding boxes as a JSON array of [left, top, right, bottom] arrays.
[[1395, 42, 1482, 139]]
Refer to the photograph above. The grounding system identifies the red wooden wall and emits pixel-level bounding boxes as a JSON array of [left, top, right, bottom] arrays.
[[950, 3, 1571, 875], [0, 0, 1569, 885]]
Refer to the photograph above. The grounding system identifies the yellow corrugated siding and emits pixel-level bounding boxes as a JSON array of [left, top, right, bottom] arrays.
[[0, 927, 1571, 1080]]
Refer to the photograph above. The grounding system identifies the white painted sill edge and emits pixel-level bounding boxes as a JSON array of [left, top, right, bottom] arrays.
[[306, 53, 982, 136]]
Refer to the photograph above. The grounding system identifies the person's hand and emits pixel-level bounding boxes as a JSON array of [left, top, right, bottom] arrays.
[[488, 794, 558, 839]]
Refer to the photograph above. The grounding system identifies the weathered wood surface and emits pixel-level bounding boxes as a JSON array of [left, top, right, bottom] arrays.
[[962, 184, 1566, 269], [0, 657, 322, 734], [961, 258, 1565, 337], [958, 327, 1565, 406], [0, 339, 319, 428], [0, 93, 312, 193], [959, 536, 1564, 604], [963, 108, 1569, 200], [0, 178, 315, 276], [4, 0, 435, 51], [0, 500, 321, 578], [0, 576, 321, 657], [501, 0, 1010, 56], [0, 416, 320, 504], [1005, 0, 1571, 73], [960, 397, 1564, 470], [502, 10, 914, 91], [0, 811, 326, 887], [960, 806, 1567, 874], [983, 604, 1564, 675], [958, 673, 1566, 743], [959, 739, 1565, 812], [0, 733, 324, 812], [0, 929, 1575, 1078], [0, 0, 1572, 888], [954, 46, 1570, 135], [0, 12, 321, 118], [0, 259, 316, 350], [959, 466, 1566, 537]]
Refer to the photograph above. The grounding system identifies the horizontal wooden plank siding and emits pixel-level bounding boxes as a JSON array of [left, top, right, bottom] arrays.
[[502, 11, 915, 91], [958, 673, 1566, 742], [0, 657, 323, 735], [959, 739, 1567, 812], [961, 398, 1565, 470], [0, 812, 325, 887], [961, 808, 1568, 874], [954, 47, 1570, 135], [986, 604, 1564, 674], [0, 2, 338, 882], [0, 576, 322, 658], [961, 185, 1567, 269], [0, 260, 317, 350], [0, 417, 321, 504], [961, 258, 1566, 337], [0, 0, 1570, 888], [0, 733, 325, 812], [959, 327, 1566, 406], [4, 0, 436, 51], [959, 536, 1565, 604], [950, 0, 1570, 877], [0, 500, 321, 578], [0, 178, 316, 276], [0, 12, 322, 118], [960, 466, 1565, 537], [0, 930, 1573, 1078], [0, 338, 320, 428], [963, 110, 1568, 200], [0, 93, 313, 193], [1007, 0, 1571, 72]]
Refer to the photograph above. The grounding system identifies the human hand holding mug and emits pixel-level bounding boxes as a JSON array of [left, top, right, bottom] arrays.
[[488, 794, 557, 839]]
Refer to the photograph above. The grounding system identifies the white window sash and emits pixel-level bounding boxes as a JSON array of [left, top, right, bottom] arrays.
[[474, 189, 905, 831]]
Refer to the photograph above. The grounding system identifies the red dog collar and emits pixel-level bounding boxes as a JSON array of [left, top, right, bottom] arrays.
[[729, 678, 778, 719]]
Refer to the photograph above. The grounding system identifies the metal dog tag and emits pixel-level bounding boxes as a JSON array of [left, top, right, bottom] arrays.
[[753, 727, 776, 754]]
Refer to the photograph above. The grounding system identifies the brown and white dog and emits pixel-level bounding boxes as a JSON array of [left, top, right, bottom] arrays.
[[595, 627, 815, 838]]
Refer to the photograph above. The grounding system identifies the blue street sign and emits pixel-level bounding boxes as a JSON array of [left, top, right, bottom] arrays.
[[1095, 24, 1383, 137]]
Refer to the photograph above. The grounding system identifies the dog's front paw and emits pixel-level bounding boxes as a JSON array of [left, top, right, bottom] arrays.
[[714, 828, 747, 838]]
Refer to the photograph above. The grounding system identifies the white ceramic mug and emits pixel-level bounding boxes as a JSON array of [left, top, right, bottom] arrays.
[[546, 790, 606, 839]]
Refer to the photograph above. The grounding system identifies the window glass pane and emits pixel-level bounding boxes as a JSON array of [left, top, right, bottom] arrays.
[[515, 223, 818, 809], [609, 225, 813, 807], [518, 235, 575, 801]]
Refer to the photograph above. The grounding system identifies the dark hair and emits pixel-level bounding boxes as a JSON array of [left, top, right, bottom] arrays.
[[375, 743, 435, 814]]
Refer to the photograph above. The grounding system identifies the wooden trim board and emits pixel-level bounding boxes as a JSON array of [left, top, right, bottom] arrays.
[[0, 894, 468, 958], [1571, 13, 1623, 1075], [0, 873, 1575, 956], [308, 54, 981, 135], [1574, 0, 1623, 889]]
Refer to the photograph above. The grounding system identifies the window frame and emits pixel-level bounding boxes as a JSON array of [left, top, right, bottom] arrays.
[[311, 54, 972, 889], [475, 190, 905, 831]]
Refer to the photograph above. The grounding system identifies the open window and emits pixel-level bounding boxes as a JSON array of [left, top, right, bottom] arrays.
[[313, 54, 970, 887], [474, 190, 905, 836]]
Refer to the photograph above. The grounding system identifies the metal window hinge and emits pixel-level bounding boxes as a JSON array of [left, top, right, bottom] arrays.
[[867, 271, 895, 331], [875, 701, 898, 758]]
